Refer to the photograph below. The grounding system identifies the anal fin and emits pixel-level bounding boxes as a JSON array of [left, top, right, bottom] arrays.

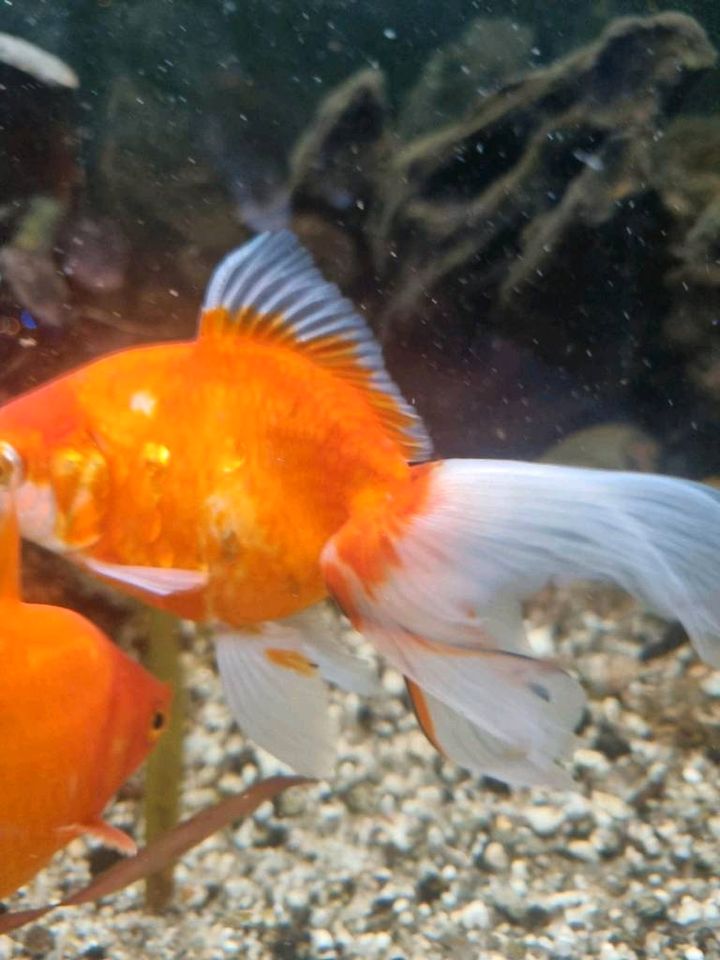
[[406, 679, 574, 789], [372, 627, 584, 784]]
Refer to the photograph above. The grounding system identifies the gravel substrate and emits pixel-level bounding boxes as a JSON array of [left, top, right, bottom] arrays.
[[2, 588, 719, 960]]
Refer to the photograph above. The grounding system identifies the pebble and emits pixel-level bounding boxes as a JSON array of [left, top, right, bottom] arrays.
[[482, 841, 510, 870], [20, 927, 55, 957], [489, 890, 550, 929], [573, 749, 612, 778], [456, 901, 491, 930], [565, 839, 600, 863], [669, 896, 704, 926], [700, 672, 720, 697], [684, 949, 704, 960], [634, 894, 667, 922], [591, 791, 632, 821], [524, 805, 566, 837], [353, 933, 392, 958], [311, 929, 335, 953]]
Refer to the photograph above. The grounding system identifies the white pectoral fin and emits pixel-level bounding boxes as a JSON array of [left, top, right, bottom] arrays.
[[214, 624, 336, 779], [371, 628, 585, 785], [79, 557, 209, 597]]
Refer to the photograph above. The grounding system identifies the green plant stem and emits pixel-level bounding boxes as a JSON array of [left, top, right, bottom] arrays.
[[142, 608, 184, 912]]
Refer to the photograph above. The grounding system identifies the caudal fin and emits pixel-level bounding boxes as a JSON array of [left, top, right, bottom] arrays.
[[321, 460, 720, 786]]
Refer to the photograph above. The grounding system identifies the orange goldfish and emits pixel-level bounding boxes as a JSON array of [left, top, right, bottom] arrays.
[[0, 231, 718, 787], [0, 448, 170, 898]]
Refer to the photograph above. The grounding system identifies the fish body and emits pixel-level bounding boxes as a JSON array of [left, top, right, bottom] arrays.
[[0, 332, 409, 624], [0, 231, 719, 785], [0, 477, 170, 898]]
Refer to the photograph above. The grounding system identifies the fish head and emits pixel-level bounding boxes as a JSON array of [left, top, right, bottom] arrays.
[[0, 377, 110, 551], [99, 641, 173, 798]]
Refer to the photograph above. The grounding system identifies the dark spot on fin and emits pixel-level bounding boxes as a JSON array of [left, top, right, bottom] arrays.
[[529, 682, 551, 702]]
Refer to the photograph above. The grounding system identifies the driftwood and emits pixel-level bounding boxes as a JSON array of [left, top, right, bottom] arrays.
[[287, 13, 720, 465]]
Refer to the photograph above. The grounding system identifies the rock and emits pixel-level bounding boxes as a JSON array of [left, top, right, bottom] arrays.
[[634, 894, 668, 923], [59, 215, 129, 293], [0, 245, 70, 328], [415, 870, 449, 903], [574, 749, 612, 779], [591, 791, 633, 821], [539, 423, 659, 472], [96, 77, 247, 256], [592, 722, 633, 761]]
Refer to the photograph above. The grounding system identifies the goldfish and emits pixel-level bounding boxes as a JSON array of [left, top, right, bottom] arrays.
[[0, 444, 170, 898], [0, 230, 718, 787]]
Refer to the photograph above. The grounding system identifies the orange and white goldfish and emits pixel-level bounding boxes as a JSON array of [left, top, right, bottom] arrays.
[[0, 231, 718, 787], [0, 448, 170, 898]]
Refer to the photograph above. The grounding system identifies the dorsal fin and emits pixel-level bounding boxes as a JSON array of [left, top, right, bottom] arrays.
[[199, 231, 432, 462]]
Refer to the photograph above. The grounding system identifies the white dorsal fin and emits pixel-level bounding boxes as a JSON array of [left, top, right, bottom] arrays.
[[200, 231, 432, 462]]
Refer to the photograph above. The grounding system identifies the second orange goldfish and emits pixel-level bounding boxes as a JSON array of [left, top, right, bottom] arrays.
[[0, 232, 718, 786], [0, 448, 170, 898]]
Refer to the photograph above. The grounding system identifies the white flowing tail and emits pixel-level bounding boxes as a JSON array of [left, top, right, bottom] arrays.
[[321, 460, 720, 787]]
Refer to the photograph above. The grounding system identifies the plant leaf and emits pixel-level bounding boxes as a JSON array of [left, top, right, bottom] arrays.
[[0, 776, 311, 934]]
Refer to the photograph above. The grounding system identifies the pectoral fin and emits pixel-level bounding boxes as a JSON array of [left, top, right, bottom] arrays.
[[215, 622, 335, 778], [60, 820, 137, 856], [79, 557, 209, 597]]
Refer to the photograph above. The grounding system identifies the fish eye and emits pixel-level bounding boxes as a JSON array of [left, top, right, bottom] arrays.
[[0, 441, 24, 489], [151, 709, 167, 733]]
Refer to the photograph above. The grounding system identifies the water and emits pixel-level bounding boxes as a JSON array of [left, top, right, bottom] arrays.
[[0, 3, 719, 958]]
